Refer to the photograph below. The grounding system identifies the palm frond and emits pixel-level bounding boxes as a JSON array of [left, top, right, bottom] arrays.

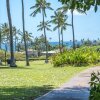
[[77, 9, 87, 14], [37, 27, 43, 31], [53, 26, 58, 31], [46, 27, 52, 31], [30, 8, 41, 17]]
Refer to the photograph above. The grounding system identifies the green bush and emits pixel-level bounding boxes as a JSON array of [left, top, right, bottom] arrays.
[[89, 72, 100, 100], [52, 47, 100, 67]]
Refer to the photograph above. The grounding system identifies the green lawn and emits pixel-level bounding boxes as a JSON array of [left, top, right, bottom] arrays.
[[0, 61, 91, 100]]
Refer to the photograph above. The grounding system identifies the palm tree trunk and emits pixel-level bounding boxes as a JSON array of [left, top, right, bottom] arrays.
[[15, 29, 17, 52], [21, 0, 29, 66], [58, 26, 61, 53], [61, 32, 64, 50], [0, 28, 1, 49], [42, 9, 48, 63], [5, 43, 7, 65], [6, 0, 16, 67], [71, 10, 75, 50]]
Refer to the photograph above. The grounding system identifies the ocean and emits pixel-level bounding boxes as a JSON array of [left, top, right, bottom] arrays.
[[1, 41, 81, 51], [50, 41, 81, 47]]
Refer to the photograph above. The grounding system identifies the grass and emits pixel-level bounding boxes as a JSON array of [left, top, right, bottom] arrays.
[[0, 61, 93, 100]]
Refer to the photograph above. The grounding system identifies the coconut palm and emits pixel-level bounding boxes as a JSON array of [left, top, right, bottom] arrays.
[[60, 18, 71, 49], [6, 0, 16, 67], [1, 23, 18, 51], [37, 21, 52, 62], [51, 11, 67, 53], [30, 0, 53, 63], [58, 1, 85, 49], [21, 31, 34, 49], [21, 0, 29, 66], [13, 28, 22, 52], [1, 23, 10, 51]]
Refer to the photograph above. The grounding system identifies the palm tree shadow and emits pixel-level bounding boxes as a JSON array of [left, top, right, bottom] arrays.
[[0, 66, 32, 69], [0, 85, 54, 100]]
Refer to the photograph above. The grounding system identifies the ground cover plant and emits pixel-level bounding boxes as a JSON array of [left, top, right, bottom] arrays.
[[0, 61, 91, 100]]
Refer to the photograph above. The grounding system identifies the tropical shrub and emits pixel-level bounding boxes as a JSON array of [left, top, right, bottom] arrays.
[[52, 47, 100, 67], [89, 72, 100, 100]]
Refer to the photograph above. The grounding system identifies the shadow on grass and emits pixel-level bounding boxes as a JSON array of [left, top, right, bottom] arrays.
[[0, 66, 32, 69], [0, 85, 54, 100], [53, 63, 89, 68]]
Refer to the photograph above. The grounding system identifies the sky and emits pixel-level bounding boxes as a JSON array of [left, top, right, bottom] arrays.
[[0, 0, 100, 42]]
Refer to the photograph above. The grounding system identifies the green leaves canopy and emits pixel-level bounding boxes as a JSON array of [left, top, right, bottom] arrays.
[[30, 0, 53, 17], [58, 0, 100, 12], [37, 21, 52, 31]]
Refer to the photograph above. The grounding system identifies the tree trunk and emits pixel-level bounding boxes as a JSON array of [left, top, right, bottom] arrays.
[[58, 27, 61, 53], [21, 0, 29, 66], [71, 10, 75, 50], [15, 29, 17, 52], [42, 9, 48, 63], [5, 43, 7, 65], [0, 28, 1, 49], [6, 0, 16, 67], [61, 32, 64, 50]]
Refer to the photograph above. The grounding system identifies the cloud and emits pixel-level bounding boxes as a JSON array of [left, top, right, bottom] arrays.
[[67, 10, 85, 16]]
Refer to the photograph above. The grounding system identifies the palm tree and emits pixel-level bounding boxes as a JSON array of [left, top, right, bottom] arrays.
[[30, 0, 53, 63], [60, 18, 71, 49], [21, 0, 29, 66], [51, 11, 67, 53], [6, 0, 16, 67], [37, 21, 52, 62], [21, 31, 34, 49], [1, 23, 10, 51], [12, 27, 18, 52], [58, 1, 85, 50]]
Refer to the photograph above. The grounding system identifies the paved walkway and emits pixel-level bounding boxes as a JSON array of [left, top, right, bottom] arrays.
[[35, 66, 100, 100]]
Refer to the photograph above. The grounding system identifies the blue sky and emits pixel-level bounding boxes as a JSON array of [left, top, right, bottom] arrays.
[[0, 0, 100, 42]]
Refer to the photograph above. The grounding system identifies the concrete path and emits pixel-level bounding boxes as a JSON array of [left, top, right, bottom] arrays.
[[35, 66, 100, 100]]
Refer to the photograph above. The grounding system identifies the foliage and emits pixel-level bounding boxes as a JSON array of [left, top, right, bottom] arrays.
[[89, 72, 100, 100], [0, 50, 25, 61], [0, 50, 10, 61], [33, 35, 50, 52], [81, 39, 100, 47], [58, 0, 100, 12], [0, 61, 90, 100], [52, 47, 100, 67]]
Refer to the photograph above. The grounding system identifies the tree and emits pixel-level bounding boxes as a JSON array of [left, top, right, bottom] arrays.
[[51, 11, 67, 53], [78, 0, 100, 12], [6, 0, 16, 67], [21, 31, 34, 49], [58, 0, 85, 50], [37, 21, 52, 61], [30, 0, 53, 63], [21, 0, 29, 66], [1, 23, 10, 51], [33, 35, 50, 56], [60, 18, 71, 49]]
